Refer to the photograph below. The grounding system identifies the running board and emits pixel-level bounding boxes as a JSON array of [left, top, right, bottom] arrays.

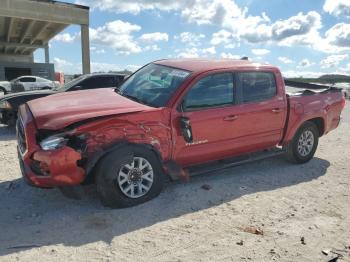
[[187, 148, 286, 177]]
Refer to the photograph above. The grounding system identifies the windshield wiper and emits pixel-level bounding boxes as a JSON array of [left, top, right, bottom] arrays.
[[116, 90, 156, 107], [122, 93, 146, 104]]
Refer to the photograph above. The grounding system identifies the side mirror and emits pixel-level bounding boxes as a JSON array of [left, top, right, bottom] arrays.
[[180, 116, 193, 143]]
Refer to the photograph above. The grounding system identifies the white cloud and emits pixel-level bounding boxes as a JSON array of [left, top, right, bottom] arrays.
[[53, 33, 77, 43], [278, 57, 294, 64], [177, 47, 200, 58], [174, 32, 205, 46], [325, 23, 350, 47], [144, 45, 161, 51], [176, 46, 216, 58], [91, 46, 106, 54], [210, 30, 236, 45], [220, 52, 240, 59], [90, 20, 142, 55], [271, 11, 321, 41], [324, 0, 350, 17], [251, 49, 270, 56], [282, 70, 324, 78], [53, 57, 79, 74], [298, 59, 314, 68], [202, 46, 216, 55], [320, 54, 349, 69], [181, 0, 242, 26], [76, 0, 193, 15], [139, 32, 169, 42], [91, 62, 122, 72], [76, 1, 333, 54], [126, 65, 141, 72]]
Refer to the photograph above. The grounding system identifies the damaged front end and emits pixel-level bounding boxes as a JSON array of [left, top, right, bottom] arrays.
[[17, 106, 174, 189], [17, 107, 88, 188]]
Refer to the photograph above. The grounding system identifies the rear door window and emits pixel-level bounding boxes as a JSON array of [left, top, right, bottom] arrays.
[[237, 72, 277, 103]]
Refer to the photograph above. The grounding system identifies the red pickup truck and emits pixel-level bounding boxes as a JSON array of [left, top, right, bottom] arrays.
[[17, 59, 346, 208]]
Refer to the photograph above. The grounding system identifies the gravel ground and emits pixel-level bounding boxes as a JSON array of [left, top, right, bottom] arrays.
[[0, 105, 349, 262]]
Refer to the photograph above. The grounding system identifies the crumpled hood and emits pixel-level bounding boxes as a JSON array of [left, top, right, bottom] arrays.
[[27, 88, 152, 130]]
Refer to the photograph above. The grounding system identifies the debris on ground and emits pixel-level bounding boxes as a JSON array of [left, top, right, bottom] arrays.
[[240, 226, 264, 235], [322, 249, 331, 255], [201, 184, 212, 191], [236, 240, 244, 246], [321, 248, 348, 262]]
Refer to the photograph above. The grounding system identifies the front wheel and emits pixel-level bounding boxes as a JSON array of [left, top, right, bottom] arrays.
[[96, 146, 164, 208], [285, 122, 319, 164]]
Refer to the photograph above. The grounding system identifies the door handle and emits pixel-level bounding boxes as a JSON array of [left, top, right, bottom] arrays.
[[223, 115, 238, 121], [272, 108, 282, 113]]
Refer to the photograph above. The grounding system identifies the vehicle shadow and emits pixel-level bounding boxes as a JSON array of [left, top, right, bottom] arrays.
[[0, 125, 16, 141], [0, 156, 330, 256]]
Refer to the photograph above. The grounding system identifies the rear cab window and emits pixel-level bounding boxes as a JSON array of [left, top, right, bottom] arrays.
[[237, 72, 277, 103]]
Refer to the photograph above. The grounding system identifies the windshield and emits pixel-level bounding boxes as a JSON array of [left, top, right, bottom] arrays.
[[54, 75, 86, 92], [118, 63, 191, 107]]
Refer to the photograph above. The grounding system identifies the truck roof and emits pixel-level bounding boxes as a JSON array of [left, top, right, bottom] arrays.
[[155, 58, 276, 73]]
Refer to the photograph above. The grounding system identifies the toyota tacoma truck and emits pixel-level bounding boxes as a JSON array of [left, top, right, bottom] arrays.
[[16, 59, 346, 208]]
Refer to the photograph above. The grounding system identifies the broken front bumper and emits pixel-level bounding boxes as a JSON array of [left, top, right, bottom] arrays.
[[18, 146, 86, 188], [17, 108, 86, 188]]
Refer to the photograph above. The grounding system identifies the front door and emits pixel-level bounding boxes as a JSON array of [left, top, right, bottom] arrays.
[[172, 72, 240, 166]]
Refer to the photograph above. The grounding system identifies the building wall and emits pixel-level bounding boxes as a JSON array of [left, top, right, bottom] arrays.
[[0, 54, 34, 63], [0, 61, 55, 81]]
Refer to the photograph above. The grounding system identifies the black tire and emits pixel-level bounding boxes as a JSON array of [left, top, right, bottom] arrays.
[[95, 146, 164, 208], [285, 121, 319, 164]]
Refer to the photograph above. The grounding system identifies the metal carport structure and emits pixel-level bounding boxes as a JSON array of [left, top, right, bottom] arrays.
[[0, 0, 90, 80]]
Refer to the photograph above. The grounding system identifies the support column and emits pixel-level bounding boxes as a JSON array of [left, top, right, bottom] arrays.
[[81, 24, 91, 74], [44, 43, 50, 63]]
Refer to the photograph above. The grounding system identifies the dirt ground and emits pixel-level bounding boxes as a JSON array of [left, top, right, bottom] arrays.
[[0, 106, 349, 262]]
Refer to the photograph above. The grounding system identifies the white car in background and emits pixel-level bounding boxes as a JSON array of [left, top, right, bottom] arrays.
[[0, 76, 60, 95]]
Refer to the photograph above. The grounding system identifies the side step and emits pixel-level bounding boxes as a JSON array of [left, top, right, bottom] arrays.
[[187, 148, 286, 177]]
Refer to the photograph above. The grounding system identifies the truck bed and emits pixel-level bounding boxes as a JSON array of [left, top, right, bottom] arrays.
[[283, 79, 345, 142], [285, 80, 341, 96]]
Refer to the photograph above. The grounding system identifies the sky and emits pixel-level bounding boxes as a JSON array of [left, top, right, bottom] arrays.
[[34, 0, 350, 77]]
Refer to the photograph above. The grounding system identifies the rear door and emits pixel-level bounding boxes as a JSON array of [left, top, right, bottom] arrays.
[[233, 71, 287, 149]]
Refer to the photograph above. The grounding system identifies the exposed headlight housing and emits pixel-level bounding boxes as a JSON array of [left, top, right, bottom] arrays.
[[0, 100, 12, 109], [40, 135, 68, 151]]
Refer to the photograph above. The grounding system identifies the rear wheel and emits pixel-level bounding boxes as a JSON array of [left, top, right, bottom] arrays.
[[96, 146, 164, 208], [285, 121, 319, 164]]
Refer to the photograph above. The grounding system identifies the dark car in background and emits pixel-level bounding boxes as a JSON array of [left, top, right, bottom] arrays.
[[0, 73, 127, 126]]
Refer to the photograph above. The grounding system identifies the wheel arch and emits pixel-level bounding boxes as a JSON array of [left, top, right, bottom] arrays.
[[285, 116, 325, 144], [83, 141, 164, 184], [307, 117, 325, 137]]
